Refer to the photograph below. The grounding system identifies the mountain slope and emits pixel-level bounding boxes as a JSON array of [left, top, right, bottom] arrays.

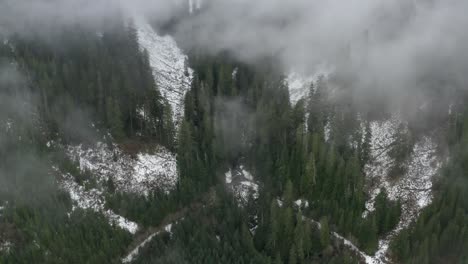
[[134, 18, 193, 124]]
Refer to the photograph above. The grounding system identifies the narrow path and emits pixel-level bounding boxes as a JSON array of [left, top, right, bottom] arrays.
[[302, 216, 379, 263], [303, 216, 385, 264], [120, 188, 216, 263]]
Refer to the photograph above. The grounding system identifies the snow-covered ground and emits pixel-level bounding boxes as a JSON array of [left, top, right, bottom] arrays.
[[286, 66, 334, 105], [363, 117, 440, 220], [362, 116, 441, 263], [225, 165, 259, 204], [303, 215, 383, 264], [134, 18, 193, 124], [294, 199, 309, 209], [0, 241, 12, 254], [122, 223, 174, 263], [58, 170, 139, 234], [59, 142, 178, 234], [66, 142, 177, 196]]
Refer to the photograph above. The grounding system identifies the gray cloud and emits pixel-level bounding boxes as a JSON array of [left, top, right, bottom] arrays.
[[1, 0, 467, 110], [175, 0, 468, 89], [0, 62, 55, 204]]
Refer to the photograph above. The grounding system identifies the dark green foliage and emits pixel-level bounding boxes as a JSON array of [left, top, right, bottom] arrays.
[[388, 125, 414, 180], [390, 112, 468, 263], [0, 202, 131, 264], [8, 20, 173, 146], [132, 195, 271, 264], [3, 19, 467, 263]]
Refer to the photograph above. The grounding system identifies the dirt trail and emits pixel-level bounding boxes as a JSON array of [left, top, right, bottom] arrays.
[[119, 188, 216, 263]]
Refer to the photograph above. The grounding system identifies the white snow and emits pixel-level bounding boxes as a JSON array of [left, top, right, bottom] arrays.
[[363, 117, 440, 221], [164, 223, 173, 233], [324, 121, 331, 142], [225, 170, 232, 184], [133, 153, 178, 194], [134, 18, 193, 124], [241, 166, 254, 181], [46, 140, 55, 148], [66, 143, 178, 196], [62, 142, 178, 232], [232, 67, 238, 80], [0, 241, 12, 254], [294, 199, 309, 208], [58, 171, 139, 234], [286, 66, 334, 105], [122, 233, 157, 263], [302, 216, 375, 263], [122, 223, 174, 263], [362, 116, 441, 263], [225, 165, 259, 204], [286, 73, 316, 105], [276, 198, 283, 207]]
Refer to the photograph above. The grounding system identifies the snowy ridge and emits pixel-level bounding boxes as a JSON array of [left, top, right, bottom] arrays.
[[66, 142, 177, 196], [58, 170, 139, 234], [134, 18, 193, 124], [225, 165, 259, 204], [122, 223, 174, 263]]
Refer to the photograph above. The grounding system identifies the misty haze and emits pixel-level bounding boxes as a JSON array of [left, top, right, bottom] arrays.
[[0, 0, 467, 263]]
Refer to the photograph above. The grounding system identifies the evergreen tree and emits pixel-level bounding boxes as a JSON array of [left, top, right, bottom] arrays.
[[320, 217, 330, 248]]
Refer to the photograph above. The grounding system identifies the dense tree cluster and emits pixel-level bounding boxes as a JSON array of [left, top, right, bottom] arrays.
[[390, 108, 468, 264], [9, 20, 174, 147]]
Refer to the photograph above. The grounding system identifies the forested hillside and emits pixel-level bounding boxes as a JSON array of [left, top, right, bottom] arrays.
[[1, 1, 468, 264]]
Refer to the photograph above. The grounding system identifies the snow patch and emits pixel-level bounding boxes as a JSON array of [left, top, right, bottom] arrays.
[[232, 67, 238, 80], [66, 142, 178, 196], [122, 233, 157, 263], [225, 170, 232, 184], [294, 199, 309, 209], [286, 66, 334, 105], [363, 118, 440, 222], [58, 171, 138, 234], [362, 116, 441, 263], [164, 223, 173, 234], [324, 121, 331, 142], [0, 241, 12, 254], [225, 165, 259, 204], [134, 18, 193, 124], [122, 223, 174, 263]]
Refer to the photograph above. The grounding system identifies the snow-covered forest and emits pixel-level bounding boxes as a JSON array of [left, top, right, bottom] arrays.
[[1, 0, 467, 263]]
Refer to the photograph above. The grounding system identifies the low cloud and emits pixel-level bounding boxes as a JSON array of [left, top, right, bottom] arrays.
[[1, 0, 467, 112]]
